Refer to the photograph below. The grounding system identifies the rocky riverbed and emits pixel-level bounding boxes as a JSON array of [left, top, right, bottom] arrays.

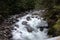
[[0, 10, 46, 40], [0, 10, 60, 40]]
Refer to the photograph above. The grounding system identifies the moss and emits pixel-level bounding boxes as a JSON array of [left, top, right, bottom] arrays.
[[54, 5, 60, 9], [50, 19, 60, 36], [53, 19, 60, 31]]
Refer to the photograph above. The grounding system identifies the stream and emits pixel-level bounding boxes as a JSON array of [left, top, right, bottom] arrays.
[[11, 10, 49, 40], [9, 10, 60, 40]]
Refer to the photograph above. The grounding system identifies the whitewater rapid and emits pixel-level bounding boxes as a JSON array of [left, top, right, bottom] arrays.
[[11, 10, 49, 40]]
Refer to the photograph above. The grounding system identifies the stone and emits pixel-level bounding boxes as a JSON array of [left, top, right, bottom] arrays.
[[22, 21, 27, 25], [26, 16, 31, 21]]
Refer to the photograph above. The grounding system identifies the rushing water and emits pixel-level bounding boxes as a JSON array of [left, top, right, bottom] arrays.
[[11, 10, 49, 40]]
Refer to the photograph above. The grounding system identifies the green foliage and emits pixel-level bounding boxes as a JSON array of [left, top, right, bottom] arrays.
[[0, 0, 35, 18], [40, 0, 55, 9], [54, 5, 60, 9], [53, 19, 60, 31], [16, 0, 35, 10], [35, 0, 42, 9]]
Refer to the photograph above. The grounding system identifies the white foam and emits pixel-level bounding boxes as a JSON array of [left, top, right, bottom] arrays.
[[11, 12, 48, 40]]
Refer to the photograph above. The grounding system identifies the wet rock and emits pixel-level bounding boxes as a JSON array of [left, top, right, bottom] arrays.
[[31, 16, 34, 18], [13, 27, 17, 30], [37, 27, 44, 31], [25, 13, 28, 14], [10, 27, 14, 30], [20, 31, 22, 34], [40, 27, 44, 31], [26, 27, 34, 32], [26, 16, 31, 21], [26, 25, 34, 32], [15, 19, 19, 22], [8, 34, 12, 39], [15, 24, 19, 28], [22, 21, 27, 25]]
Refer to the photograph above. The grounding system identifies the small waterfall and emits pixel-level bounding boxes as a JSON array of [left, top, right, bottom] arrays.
[[11, 10, 49, 40]]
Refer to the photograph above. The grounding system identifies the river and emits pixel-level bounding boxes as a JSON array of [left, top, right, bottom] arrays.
[[10, 10, 60, 40], [11, 10, 49, 40]]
